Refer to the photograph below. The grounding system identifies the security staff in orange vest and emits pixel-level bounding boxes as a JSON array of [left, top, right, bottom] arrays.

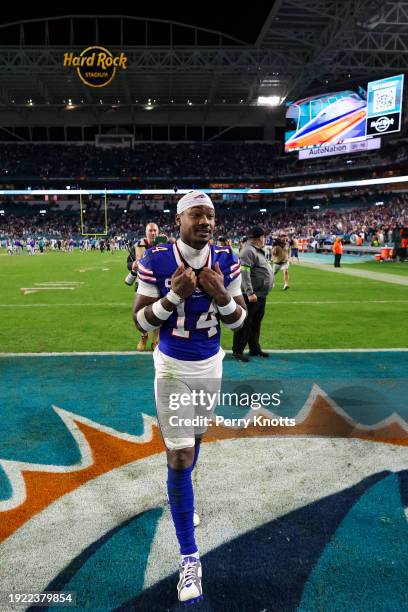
[[333, 237, 343, 268]]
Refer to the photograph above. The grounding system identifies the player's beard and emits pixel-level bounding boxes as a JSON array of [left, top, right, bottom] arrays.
[[193, 226, 212, 248]]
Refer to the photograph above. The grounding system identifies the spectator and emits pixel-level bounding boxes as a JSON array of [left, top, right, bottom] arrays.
[[272, 235, 290, 290]]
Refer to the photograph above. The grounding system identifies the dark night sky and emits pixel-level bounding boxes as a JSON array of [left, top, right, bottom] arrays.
[[0, 5, 273, 44]]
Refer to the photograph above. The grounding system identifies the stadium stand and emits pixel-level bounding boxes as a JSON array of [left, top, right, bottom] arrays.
[[0, 138, 407, 181]]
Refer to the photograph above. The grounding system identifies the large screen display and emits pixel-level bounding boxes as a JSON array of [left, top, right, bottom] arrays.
[[285, 90, 367, 153], [366, 74, 404, 136], [284, 75, 404, 153]]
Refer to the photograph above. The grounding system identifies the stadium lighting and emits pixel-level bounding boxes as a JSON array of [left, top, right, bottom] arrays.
[[375, 201, 384, 206], [40, 209, 46, 214], [257, 95, 281, 106], [164, 209, 171, 213], [124, 209, 127, 213], [260, 208, 267, 212], [66, 185, 71, 190], [3, 175, 408, 197], [313, 205, 320, 210], [0, 210, 4, 215]]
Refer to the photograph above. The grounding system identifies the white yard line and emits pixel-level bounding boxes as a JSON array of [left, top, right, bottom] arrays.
[[0, 348, 407, 357], [300, 261, 408, 286]]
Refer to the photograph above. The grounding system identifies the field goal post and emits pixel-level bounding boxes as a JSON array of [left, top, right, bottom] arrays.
[[79, 191, 109, 237]]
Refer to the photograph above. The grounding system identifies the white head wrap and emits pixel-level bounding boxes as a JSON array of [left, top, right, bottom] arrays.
[[176, 190, 214, 214]]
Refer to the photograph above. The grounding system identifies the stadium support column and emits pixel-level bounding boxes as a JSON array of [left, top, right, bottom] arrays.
[[263, 122, 275, 141]]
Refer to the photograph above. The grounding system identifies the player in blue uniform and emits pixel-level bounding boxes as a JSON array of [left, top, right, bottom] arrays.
[[132, 190, 247, 605]]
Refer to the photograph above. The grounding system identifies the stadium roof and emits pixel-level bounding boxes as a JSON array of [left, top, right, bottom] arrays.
[[0, 4, 406, 132]]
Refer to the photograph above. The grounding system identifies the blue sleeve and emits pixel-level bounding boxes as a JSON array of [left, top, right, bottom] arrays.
[[217, 248, 241, 286]]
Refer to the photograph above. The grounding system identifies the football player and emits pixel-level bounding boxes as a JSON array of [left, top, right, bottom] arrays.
[[132, 191, 247, 604]]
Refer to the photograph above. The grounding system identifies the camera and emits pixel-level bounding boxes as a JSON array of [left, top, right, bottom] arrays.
[[124, 269, 137, 286]]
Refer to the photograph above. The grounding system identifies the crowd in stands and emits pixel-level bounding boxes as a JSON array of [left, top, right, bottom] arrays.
[[1, 194, 407, 251], [0, 138, 407, 180]]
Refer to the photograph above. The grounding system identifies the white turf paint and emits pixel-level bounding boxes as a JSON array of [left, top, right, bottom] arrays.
[[1, 435, 407, 602], [1, 299, 408, 308], [300, 261, 408, 286], [0, 407, 157, 512], [0, 348, 407, 357]]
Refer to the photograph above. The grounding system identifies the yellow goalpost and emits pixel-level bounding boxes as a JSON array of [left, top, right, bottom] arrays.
[[79, 192, 108, 236]]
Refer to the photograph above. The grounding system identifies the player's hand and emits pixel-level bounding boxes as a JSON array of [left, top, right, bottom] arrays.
[[248, 293, 258, 302], [131, 261, 138, 272], [171, 264, 197, 298], [198, 262, 226, 299]]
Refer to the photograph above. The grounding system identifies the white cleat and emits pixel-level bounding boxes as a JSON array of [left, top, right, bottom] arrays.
[[177, 556, 203, 605]]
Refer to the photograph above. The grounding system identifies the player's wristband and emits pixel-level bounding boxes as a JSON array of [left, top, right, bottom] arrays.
[[217, 297, 236, 316], [223, 307, 247, 329], [152, 299, 173, 321], [166, 289, 183, 306], [136, 307, 160, 332]]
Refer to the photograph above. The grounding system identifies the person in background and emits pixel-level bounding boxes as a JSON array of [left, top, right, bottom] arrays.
[[126, 222, 160, 351], [265, 234, 273, 261], [217, 235, 230, 247], [232, 226, 273, 362], [272, 235, 290, 290], [333, 237, 343, 267], [289, 235, 300, 263]]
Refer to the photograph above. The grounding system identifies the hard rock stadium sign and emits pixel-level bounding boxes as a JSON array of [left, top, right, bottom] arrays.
[[63, 46, 128, 88]]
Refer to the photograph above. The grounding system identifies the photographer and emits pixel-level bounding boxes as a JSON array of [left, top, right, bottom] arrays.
[[125, 222, 159, 351]]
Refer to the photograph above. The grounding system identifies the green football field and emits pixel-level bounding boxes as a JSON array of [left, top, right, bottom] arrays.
[[342, 260, 408, 276], [0, 250, 407, 352]]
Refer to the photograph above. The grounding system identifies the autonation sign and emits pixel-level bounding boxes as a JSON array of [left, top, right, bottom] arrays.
[[299, 138, 381, 160]]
